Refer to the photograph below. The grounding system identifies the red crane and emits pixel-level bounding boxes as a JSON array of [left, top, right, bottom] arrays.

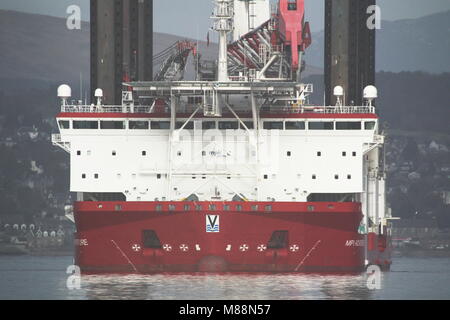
[[227, 0, 311, 81]]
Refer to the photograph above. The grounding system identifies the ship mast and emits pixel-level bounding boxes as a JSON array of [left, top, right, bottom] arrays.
[[212, 0, 233, 82]]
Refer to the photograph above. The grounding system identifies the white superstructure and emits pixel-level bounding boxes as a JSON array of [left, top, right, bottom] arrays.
[[55, 115, 378, 203], [53, 82, 388, 235]]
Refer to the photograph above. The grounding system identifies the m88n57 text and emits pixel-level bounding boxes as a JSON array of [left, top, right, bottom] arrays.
[[223, 305, 270, 315]]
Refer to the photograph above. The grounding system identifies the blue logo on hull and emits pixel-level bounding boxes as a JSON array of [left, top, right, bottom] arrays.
[[206, 215, 220, 233]]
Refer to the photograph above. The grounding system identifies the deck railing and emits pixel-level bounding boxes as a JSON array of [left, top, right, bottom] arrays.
[[61, 105, 153, 114], [60, 104, 375, 115]]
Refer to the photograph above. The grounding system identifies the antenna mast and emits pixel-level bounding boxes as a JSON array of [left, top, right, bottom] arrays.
[[212, 0, 233, 82]]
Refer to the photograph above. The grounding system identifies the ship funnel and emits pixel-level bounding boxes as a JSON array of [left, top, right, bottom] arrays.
[[57, 84, 71, 106], [94, 88, 103, 106], [363, 85, 377, 107]]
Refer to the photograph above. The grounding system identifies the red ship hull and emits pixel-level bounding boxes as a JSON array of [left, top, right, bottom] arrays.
[[73, 201, 391, 273]]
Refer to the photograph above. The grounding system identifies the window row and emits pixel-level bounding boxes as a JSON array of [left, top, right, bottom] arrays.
[[81, 174, 99, 179], [263, 121, 376, 131], [81, 173, 353, 181], [262, 174, 353, 180], [109, 203, 339, 213], [59, 120, 253, 130], [153, 203, 273, 212], [316, 151, 357, 157], [286, 151, 357, 157], [311, 174, 353, 180], [76, 150, 358, 159], [76, 150, 148, 156], [59, 120, 376, 131]]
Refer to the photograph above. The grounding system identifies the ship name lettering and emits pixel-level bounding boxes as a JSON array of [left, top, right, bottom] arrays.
[[345, 240, 365, 247]]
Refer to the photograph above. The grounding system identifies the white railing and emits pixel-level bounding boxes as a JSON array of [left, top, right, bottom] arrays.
[[271, 106, 376, 114], [52, 134, 70, 153], [61, 105, 153, 114], [51, 133, 61, 143], [302, 84, 313, 94], [374, 134, 385, 144], [60, 103, 375, 116]]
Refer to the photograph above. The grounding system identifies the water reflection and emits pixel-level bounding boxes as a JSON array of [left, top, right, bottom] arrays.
[[74, 273, 375, 300], [3, 256, 449, 300]]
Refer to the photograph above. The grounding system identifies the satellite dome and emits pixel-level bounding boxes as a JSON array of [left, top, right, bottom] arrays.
[[363, 85, 378, 99], [94, 88, 103, 98], [57, 84, 72, 98], [333, 86, 344, 97]]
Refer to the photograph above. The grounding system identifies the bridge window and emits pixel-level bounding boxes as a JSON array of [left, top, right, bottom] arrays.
[[308, 122, 334, 130], [336, 122, 362, 130], [94, 174, 99, 179], [129, 121, 149, 130], [188, 96, 202, 104], [347, 174, 352, 180], [58, 120, 70, 129], [317, 151, 322, 157], [287, 1, 297, 11], [219, 121, 239, 130], [223, 205, 230, 211], [73, 121, 98, 129], [202, 121, 216, 130], [240, 121, 254, 129], [209, 204, 217, 211], [285, 121, 305, 130], [176, 121, 194, 130], [100, 121, 125, 130], [365, 121, 376, 130], [263, 122, 283, 130], [151, 121, 170, 129]]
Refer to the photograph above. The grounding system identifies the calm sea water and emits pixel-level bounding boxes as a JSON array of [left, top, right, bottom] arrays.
[[0, 255, 449, 300]]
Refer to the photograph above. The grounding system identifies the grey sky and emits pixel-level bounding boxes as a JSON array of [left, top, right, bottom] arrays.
[[0, 0, 449, 38]]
